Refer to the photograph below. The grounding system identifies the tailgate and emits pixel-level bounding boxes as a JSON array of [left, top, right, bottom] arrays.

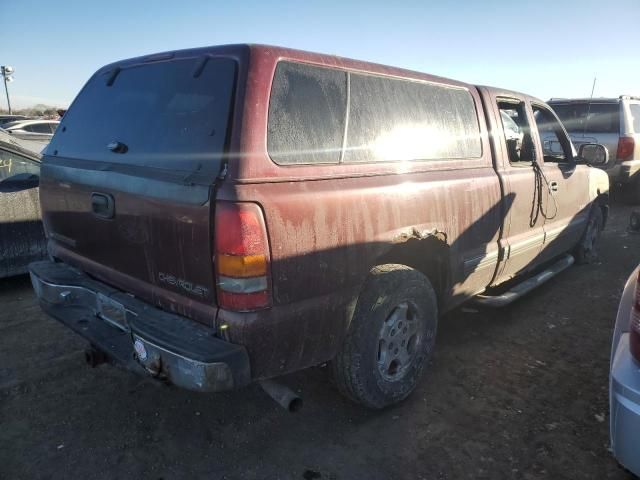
[[39, 54, 239, 322]]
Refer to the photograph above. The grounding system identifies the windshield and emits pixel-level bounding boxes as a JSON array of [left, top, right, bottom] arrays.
[[550, 102, 619, 134], [46, 56, 237, 183]]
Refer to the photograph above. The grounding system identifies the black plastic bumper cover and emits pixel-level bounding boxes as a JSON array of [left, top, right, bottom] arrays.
[[28, 260, 251, 392]]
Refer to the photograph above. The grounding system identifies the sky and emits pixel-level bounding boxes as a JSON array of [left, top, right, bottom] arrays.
[[1, 0, 639, 109]]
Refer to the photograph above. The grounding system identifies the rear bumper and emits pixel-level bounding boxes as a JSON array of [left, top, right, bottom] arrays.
[[29, 260, 251, 392], [610, 334, 640, 476]]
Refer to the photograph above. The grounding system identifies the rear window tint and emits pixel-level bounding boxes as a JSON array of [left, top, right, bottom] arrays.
[[345, 74, 481, 162], [629, 104, 640, 133], [48, 57, 237, 180], [550, 102, 619, 134], [268, 62, 347, 165]]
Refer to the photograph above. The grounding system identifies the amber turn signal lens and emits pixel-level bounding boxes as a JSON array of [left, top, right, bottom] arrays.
[[217, 254, 267, 278]]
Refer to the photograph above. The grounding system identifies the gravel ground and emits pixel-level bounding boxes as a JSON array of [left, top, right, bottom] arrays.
[[1, 202, 639, 480]]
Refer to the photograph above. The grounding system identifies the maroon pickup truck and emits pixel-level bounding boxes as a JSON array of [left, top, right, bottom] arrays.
[[27, 44, 610, 409]]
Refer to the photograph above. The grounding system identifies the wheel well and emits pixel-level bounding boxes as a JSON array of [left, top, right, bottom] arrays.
[[376, 237, 450, 304]]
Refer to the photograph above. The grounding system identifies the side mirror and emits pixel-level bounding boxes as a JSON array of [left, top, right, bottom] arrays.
[[0, 172, 40, 192], [578, 143, 609, 166]]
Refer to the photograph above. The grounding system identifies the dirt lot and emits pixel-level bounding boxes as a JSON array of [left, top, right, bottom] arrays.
[[1, 202, 639, 480]]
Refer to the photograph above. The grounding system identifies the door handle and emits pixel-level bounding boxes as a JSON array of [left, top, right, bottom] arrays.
[[91, 192, 115, 219], [549, 181, 559, 192]]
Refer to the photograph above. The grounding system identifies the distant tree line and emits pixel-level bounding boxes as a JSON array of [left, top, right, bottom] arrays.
[[0, 104, 66, 118]]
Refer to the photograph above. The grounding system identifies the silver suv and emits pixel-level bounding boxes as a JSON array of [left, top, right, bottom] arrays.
[[548, 96, 640, 203]]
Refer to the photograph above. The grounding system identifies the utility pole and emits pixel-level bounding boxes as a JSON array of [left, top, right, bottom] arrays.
[[1, 66, 14, 114]]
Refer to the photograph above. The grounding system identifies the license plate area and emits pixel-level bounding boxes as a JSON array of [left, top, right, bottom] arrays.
[[97, 293, 128, 331]]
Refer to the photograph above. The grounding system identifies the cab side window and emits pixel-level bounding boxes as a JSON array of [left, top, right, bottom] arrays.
[[498, 101, 535, 165], [532, 105, 572, 163]]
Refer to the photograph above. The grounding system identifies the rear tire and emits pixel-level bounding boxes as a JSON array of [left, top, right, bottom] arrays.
[[331, 264, 438, 409], [575, 206, 604, 264]]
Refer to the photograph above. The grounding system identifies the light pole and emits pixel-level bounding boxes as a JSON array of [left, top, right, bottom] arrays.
[[1, 66, 14, 114]]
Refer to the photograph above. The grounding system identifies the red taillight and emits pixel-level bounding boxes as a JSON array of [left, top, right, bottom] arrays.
[[630, 271, 640, 362], [616, 137, 635, 161], [214, 202, 271, 311]]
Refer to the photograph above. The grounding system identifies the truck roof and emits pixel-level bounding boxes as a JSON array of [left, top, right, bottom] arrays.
[[548, 98, 618, 103], [476, 84, 547, 107], [548, 96, 640, 103], [89, 43, 562, 114], [94, 43, 474, 93]]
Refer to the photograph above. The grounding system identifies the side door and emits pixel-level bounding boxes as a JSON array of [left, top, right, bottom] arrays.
[[480, 89, 546, 284], [529, 102, 591, 262]]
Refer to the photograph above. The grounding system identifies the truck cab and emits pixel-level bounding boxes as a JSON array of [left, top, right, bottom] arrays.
[[26, 45, 609, 409]]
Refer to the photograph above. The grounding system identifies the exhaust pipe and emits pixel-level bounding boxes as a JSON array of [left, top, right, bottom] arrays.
[[84, 346, 108, 368], [259, 379, 303, 412]]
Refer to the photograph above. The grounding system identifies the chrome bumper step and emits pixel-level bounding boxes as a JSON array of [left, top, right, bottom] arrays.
[[475, 254, 575, 308]]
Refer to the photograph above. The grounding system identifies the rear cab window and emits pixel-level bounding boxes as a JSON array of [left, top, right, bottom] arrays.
[[47, 56, 238, 183], [267, 61, 482, 166]]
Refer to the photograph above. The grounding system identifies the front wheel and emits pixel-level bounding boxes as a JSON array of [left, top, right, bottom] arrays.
[[331, 264, 438, 409], [575, 206, 604, 264]]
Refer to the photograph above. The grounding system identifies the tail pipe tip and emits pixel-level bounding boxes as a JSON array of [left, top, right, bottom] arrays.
[[259, 379, 303, 413]]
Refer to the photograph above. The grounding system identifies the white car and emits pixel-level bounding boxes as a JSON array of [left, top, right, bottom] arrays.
[[2, 119, 59, 152], [610, 264, 640, 475]]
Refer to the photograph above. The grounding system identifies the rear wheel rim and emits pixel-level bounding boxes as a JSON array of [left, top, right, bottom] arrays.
[[376, 302, 422, 381]]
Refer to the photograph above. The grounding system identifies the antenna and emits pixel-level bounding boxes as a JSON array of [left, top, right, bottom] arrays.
[[582, 76, 596, 138]]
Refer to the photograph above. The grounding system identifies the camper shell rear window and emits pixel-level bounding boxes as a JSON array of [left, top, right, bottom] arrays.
[[46, 57, 237, 183]]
